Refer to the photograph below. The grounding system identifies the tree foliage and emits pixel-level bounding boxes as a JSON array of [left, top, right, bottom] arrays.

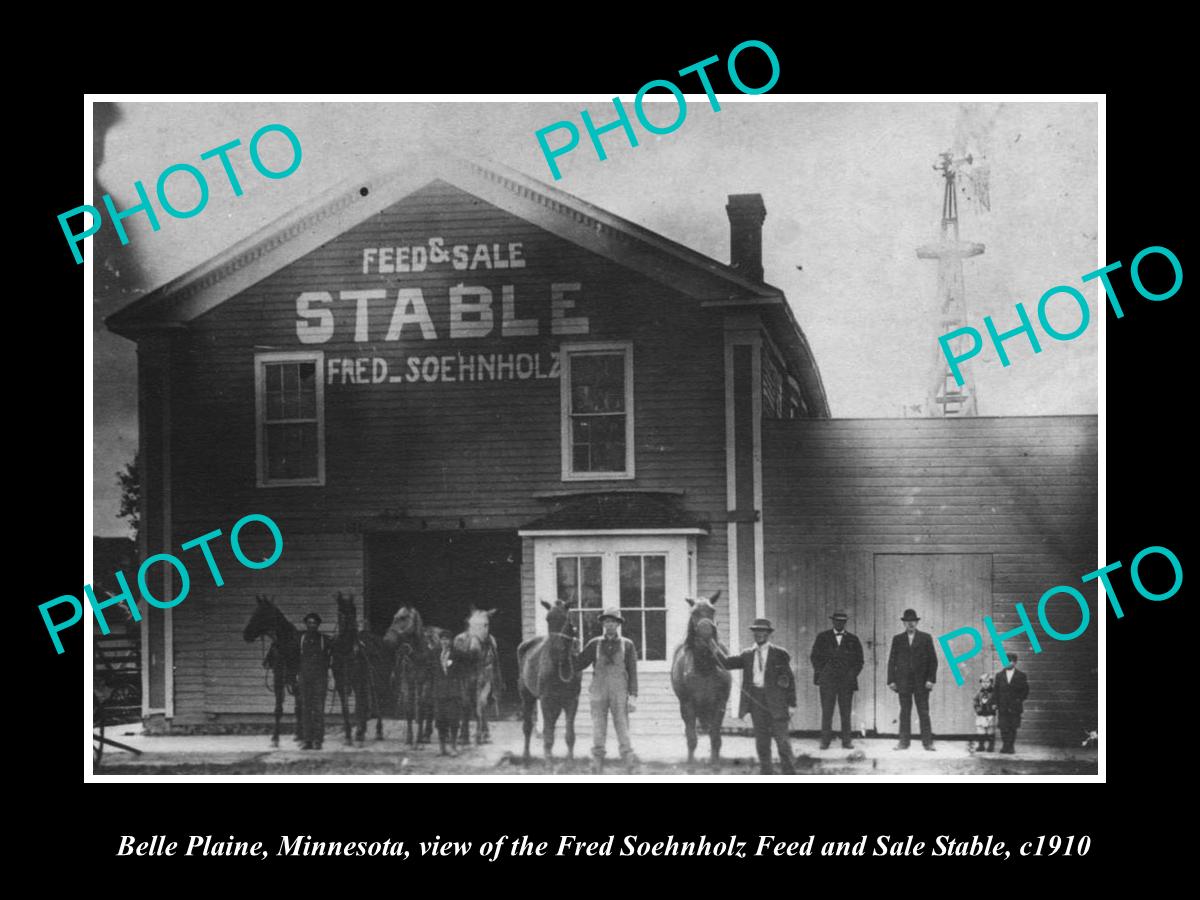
[[117, 452, 140, 541]]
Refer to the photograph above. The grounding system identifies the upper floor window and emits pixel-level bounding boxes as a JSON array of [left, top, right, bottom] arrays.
[[561, 342, 634, 480], [255, 351, 325, 487]]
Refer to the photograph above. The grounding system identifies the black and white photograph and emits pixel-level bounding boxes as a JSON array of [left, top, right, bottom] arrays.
[[86, 96, 1101, 779]]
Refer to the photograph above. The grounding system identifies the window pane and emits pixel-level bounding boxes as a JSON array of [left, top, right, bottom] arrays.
[[580, 557, 603, 608], [298, 363, 317, 418], [644, 556, 665, 607], [644, 610, 666, 661], [571, 354, 625, 414], [619, 556, 641, 607], [573, 414, 625, 472], [266, 385, 284, 420], [621, 611, 643, 660], [579, 610, 603, 644], [572, 418, 592, 471], [556, 557, 578, 606], [266, 423, 318, 480]]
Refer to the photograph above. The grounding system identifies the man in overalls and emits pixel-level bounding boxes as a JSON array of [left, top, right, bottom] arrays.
[[297, 612, 332, 750], [574, 607, 639, 774]]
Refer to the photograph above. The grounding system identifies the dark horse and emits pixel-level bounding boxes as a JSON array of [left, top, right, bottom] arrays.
[[518, 600, 581, 764], [331, 593, 394, 745], [454, 608, 500, 745], [242, 595, 301, 747], [670, 591, 732, 766], [383, 605, 435, 745]]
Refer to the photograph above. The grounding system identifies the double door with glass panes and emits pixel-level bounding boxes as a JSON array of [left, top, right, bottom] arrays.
[[531, 536, 693, 672]]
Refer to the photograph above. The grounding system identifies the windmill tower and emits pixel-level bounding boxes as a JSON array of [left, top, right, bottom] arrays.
[[917, 151, 986, 417]]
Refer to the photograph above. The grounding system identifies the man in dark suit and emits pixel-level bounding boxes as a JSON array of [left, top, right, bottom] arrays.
[[886, 608, 938, 751], [297, 612, 332, 750], [810, 611, 864, 749], [992, 653, 1030, 754], [717, 618, 797, 775]]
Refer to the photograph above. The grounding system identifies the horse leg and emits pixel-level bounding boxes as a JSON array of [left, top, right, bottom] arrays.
[[708, 708, 722, 768], [422, 685, 435, 744], [354, 679, 367, 744], [271, 685, 283, 748], [459, 682, 472, 746], [475, 689, 486, 746], [521, 690, 536, 765], [339, 683, 353, 746], [542, 698, 559, 765], [565, 695, 578, 761], [404, 686, 415, 746], [682, 701, 698, 764]]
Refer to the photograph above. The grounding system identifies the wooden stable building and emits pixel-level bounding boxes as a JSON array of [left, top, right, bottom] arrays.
[[108, 157, 1097, 745]]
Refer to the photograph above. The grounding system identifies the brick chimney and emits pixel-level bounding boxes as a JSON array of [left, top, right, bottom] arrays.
[[726, 193, 767, 282]]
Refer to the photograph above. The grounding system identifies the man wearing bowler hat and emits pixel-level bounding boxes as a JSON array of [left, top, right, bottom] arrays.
[[297, 612, 332, 750], [574, 607, 639, 774], [810, 611, 864, 749], [716, 618, 797, 774], [887, 609, 938, 750]]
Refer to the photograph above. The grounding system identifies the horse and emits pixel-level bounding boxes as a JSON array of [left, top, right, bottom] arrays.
[[454, 607, 501, 745], [383, 604, 435, 745], [331, 592, 394, 745], [670, 591, 731, 766], [518, 600, 581, 764], [242, 594, 301, 748]]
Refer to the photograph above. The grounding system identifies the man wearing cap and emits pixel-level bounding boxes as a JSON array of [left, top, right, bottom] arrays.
[[992, 652, 1030, 754], [886, 609, 938, 750], [810, 612, 864, 749], [297, 612, 332, 750], [716, 619, 797, 775], [573, 608, 639, 774]]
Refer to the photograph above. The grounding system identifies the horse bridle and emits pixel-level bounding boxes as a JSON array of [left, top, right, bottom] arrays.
[[546, 629, 579, 683]]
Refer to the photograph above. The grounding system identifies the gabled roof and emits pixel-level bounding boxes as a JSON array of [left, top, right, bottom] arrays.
[[106, 153, 829, 415]]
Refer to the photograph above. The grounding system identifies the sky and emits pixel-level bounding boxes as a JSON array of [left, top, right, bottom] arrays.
[[91, 99, 1098, 536]]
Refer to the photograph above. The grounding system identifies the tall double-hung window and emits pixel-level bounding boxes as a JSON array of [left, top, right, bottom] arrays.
[[561, 342, 634, 480], [255, 351, 325, 487]]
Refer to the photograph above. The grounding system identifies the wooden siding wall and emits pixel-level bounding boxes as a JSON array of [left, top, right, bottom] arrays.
[[762, 416, 1098, 745], [160, 181, 736, 722]]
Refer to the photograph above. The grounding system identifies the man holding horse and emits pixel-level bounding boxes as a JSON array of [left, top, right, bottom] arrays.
[[297, 612, 333, 750], [717, 618, 797, 775], [574, 608, 639, 774]]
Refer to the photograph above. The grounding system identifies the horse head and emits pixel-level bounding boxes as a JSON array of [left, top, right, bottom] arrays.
[[335, 591, 357, 630], [384, 604, 423, 650], [684, 591, 721, 643], [466, 606, 494, 641], [243, 594, 281, 643], [540, 599, 579, 678]]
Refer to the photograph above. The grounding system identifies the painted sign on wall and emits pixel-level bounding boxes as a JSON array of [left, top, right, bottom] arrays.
[[295, 239, 590, 351]]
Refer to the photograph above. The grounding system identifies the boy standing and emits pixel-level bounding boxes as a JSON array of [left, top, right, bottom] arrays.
[[971, 673, 996, 752], [993, 653, 1030, 754], [432, 628, 466, 757]]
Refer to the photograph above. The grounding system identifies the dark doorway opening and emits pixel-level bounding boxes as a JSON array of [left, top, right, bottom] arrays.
[[365, 531, 522, 712]]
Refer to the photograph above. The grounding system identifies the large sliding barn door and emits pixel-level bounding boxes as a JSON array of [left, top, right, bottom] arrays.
[[765, 550, 876, 734], [873, 554, 993, 736]]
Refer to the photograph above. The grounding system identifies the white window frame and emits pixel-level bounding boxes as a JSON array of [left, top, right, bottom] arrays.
[[255, 350, 326, 488], [560, 341, 635, 481], [529, 534, 697, 673]]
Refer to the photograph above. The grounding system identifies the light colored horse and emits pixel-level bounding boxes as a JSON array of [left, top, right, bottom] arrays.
[[454, 607, 500, 744]]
